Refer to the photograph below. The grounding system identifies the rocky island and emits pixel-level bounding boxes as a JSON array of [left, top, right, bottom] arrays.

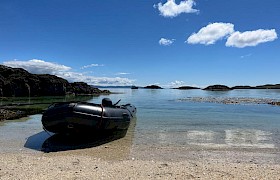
[[144, 85, 163, 89], [173, 86, 200, 90], [0, 65, 110, 121], [232, 84, 280, 89], [203, 85, 232, 91]]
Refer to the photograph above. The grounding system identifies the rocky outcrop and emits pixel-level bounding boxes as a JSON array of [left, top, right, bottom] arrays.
[[0, 65, 40, 96], [179, 97, 280, 106], [37, 74, 68, 96], [203, 85, 232, 91], [0, 109, 25, 120], [144, 85, 163, 89], [68, 82, 110, 95], [0, 65, 109, 97]]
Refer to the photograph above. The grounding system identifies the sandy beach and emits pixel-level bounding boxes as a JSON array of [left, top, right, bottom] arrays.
[[1, 148, 280, 180], [1, 126, 280, 180]]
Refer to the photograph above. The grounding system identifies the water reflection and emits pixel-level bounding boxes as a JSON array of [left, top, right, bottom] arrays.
[[225, 129, 274, 148], [157, 129, 275, 149], [187, 130, 218, 143], [38, 130, 128, 152], [189, 129, 275, 148], [0, 95, 99, 106], [24, 131, 53, 151]]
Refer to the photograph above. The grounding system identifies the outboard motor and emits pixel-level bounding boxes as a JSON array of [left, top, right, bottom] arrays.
[[102, 98, 113, 107]]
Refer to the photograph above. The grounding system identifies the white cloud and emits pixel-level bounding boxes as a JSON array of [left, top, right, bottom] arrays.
[[116, 72, 131, 75], [3, 59, 71, 74], [155, 0, 199, 18], [159, 38, 175, 46], [81, 64, 104, 69], [3, 60, 134, 86], [187, 22, 235, 45], [226, 29, 278, 48], [240, 53, 252, 59], [58, 72, 134, 86], [164, 81, 200, 88], [149, 82, 160, 86], [170, 80, 185, 86]]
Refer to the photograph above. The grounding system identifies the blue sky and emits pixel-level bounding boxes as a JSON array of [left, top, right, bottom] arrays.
[[1, 0, 279, 87]]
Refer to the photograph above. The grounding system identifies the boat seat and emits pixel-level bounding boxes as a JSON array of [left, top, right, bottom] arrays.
[[102, 98, 113, 107]]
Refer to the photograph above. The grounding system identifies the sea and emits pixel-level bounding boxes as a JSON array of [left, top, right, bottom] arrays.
[[1, 88, 280, 161]]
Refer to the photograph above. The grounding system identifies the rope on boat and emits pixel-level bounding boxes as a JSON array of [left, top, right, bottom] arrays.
[[43, 125, 52, 137], [97, 105, 104, 129]]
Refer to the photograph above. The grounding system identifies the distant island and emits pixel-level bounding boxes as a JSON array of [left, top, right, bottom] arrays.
[[203, 85, 233, 91], [173, 86, 200, 90], [144, 85, 163, 89], [131, 85, 139, 89], [92, 84, 280, 91], [203, 84, 280, 91], [233, 84, 280, 89], [174, 84, 280, 91]]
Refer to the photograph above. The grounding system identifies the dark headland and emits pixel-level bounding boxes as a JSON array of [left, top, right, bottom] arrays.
[[0, 65, 109, 97], [0, 65, 110, 121]]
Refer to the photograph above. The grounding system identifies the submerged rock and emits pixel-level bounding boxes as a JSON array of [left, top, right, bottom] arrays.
[[0, 108, 25, 121], [178, 97, 280, 106], [268, 102, 280, 106]]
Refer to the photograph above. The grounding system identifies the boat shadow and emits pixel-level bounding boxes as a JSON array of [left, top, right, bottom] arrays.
[[24, 130, 128, 153]]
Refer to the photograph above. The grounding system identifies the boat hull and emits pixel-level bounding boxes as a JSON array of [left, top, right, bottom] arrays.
[[42, 102, 136, 134]]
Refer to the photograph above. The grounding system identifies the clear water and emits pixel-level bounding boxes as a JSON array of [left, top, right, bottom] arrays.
[[99, 89, 280, 150], [1, 89, 280, 154]]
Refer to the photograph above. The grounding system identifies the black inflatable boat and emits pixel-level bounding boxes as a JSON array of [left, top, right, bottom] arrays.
[[42, 98, 136, 134]]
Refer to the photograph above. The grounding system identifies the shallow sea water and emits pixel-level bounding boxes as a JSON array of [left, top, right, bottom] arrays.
[[1, 89, 280, 162]]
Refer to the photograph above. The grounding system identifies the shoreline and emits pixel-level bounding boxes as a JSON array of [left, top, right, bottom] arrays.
[[1, 148, 280, 179]]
